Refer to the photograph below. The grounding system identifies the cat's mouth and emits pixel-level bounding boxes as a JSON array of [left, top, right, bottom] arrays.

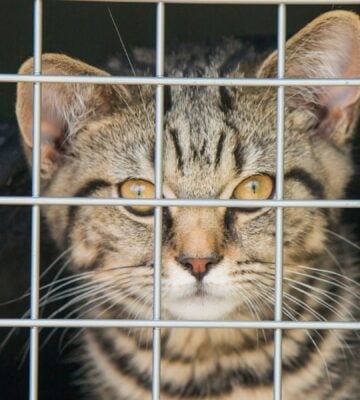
[[193, 283, 208, 298], [179, 281, 221, 300], [163, 282, 237, 320]]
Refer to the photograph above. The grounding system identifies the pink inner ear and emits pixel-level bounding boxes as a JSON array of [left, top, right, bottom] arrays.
[[323, 86, 360, 110], [41, 120, 64, 144], [321, 53, 360, 110], [23, 119, 63, 147], [22, 118, 64, 164], [39, 119, 65, 162]]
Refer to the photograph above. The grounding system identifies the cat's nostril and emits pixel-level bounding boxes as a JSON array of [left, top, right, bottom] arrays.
[[177, 254, 222, 280], [184, 262, 194, 271]]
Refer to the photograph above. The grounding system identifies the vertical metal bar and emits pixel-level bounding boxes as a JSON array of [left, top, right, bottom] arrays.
[[273, 3, 286, 400], [29, 1, 42, 400], [152, 2, 165, 399]]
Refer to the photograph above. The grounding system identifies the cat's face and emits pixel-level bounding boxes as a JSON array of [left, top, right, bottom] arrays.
[[16, 11, 360, 321]]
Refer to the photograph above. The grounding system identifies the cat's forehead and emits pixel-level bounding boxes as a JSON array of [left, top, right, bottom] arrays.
[[78, 86, 277, 188], [166, 85, 276, 134], [75, 84, 280, 197], [164, 85, 277, 156], [159, 86, 276, 196]]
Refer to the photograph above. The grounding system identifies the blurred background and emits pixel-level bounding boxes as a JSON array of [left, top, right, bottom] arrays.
[[0, 1, 359, 399]]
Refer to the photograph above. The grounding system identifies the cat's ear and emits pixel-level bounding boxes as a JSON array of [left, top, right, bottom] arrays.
[[257, 11, 360, 145], [16, 53, 129, 175]]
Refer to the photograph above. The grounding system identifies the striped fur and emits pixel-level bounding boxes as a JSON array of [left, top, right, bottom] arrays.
[[16, 11, 360, 400]]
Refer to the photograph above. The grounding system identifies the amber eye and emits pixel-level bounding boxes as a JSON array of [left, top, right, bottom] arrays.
[[118, 179, 155, 215], [233, 175, 274, 201]]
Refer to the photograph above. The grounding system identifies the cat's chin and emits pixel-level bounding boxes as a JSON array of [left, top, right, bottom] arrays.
[[164, 297, 237, 320]]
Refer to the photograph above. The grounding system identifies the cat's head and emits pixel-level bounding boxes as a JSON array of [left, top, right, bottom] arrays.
[[16, 11, 360, 320]]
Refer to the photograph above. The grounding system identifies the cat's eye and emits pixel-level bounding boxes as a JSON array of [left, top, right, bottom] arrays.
[[233, 175, 274, 201], [118, 179, 155, 215]]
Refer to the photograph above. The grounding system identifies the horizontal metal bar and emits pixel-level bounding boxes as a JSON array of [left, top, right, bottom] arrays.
[[1, 74, 360, 86], [60, 0, 360, 5], [0, 319, 359, 329], [1, 197, 360, 207]]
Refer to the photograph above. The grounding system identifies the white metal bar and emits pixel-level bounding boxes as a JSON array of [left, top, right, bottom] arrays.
[[2, 74, 360, 86], [30, 1, 42, 400], [60, 0, 360, 5], [1, 197, 360, 207], [152, 3, 165, 399], [274, 4, 286, 400], [0, 319, 359, 329]]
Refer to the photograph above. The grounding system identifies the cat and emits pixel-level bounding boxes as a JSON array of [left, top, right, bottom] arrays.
[[15, 10, 359, 400]]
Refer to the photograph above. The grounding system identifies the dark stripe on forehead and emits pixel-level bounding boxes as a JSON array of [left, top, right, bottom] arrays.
[[219, 87, 234, 114], [285, 168, 324, 198], [65, 179, 111, 248], [169, 129, 184, 171], [215, 131, 226, 168], [164, 85, 172, 112], [233, 138, 244, 174], [149, 140, 155, 165]]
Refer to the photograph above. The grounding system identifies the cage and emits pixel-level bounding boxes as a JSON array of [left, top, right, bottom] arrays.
[[0, 0, 359, 399]]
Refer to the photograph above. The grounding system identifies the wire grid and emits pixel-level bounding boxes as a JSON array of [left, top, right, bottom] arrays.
[[1, 1, 360, 400]]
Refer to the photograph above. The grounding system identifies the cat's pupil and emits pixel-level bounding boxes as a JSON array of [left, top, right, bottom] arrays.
[[250, 181, 257, 194], [132, 184, 144, 198]]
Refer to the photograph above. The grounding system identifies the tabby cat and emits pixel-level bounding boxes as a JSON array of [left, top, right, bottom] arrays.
[[15, 10, 360, 400]]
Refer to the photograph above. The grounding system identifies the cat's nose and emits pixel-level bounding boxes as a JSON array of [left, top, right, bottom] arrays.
[[177, 254, 222, 281]]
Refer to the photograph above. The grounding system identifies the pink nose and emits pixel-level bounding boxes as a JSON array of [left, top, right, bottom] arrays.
[[177, 254, 222, 280]]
